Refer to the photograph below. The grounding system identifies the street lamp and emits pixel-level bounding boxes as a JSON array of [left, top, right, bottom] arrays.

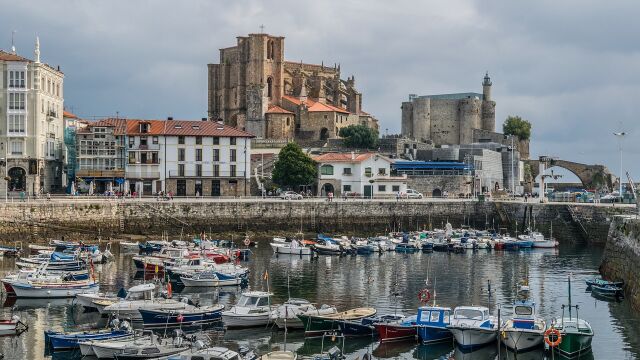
[[613, 132, 626, 200], [0, 158, 6, 202]]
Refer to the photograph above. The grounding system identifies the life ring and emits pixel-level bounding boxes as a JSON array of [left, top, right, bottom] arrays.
[[544, 327, 562, 347], [417, 289, 431, 303]]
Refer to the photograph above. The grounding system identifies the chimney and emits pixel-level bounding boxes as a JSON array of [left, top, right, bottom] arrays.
[[351, 151, 355, 160], [167, 117, 173, 120]]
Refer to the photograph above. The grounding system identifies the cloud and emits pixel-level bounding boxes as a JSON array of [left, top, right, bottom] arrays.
[[1, 0, 638, 177]]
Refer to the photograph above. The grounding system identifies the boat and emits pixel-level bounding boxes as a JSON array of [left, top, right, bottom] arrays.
[[312, 239, 342, 255], [394, 243, 418, 253], [415, 306, 452, 344], [272, 299, 337, 329], [7, 279, 99, 298], [168, 346, 250, 360], [90, 330, 189, 359], [76, 288, 128, 309], [45, 320, 133, 351], [373, 315, 418, 343], [337, 314, 405, 337], [591, 283, 624, 300], [500, 300, 546, 352], [270, 238, 313, 256], [447, 306, 497, 350], [585, 278, 624, 289], [297, 307, 377, 336], [550, 276, 594, 358], [120, 241, 140, 252], [260, 351, 297, 360], [0, 315, 27, 333], [221, 291, 275, 328], [180, 271, 245, 287], [101, 283, 193, 320], [139, 304, 224, 329]]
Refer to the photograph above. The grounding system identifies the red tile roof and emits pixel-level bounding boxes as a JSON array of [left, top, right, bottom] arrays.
[[90, 118, 254, 138], [63, 111, 79, 119], [313, 152, 375, 163], [266, 105, 295, 115], [0, 50, 31, 62], [282, 95, 350, 114]]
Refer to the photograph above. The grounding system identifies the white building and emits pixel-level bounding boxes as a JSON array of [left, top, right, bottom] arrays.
[[0, 39, 65, 196], [313, 152, 407, 198]]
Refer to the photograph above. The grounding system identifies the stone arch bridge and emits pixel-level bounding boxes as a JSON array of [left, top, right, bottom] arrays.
[[525, 158, 617, 190]]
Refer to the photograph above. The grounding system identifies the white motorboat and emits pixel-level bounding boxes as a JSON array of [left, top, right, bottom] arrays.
[[7, 279, 99, 298], [180, 271, 244, 287], [272, 299, 337, 329], [168, 346, 247, 360], [270, 239, 313, 256], [120, 241, 140, 252], [447, 306, 498, 350], [261, 351, 297, 360], [90, 331, 189, 359], [501, 300, 546, 352], [0, 315, 26, 332], [101, 283, 191, 320], [221, 291, 275, 328], [76, 292, 118, 309]]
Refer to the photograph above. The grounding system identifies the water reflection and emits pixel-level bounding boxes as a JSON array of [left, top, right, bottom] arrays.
[[0, 242, 638, 359]]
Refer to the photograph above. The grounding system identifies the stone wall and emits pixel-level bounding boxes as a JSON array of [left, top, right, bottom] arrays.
[[600, 216, 640, 310], [0, 201, 631, 244], [405, 176, 473, 197]]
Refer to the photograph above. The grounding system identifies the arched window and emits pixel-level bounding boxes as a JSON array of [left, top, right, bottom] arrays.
[[286, 117, 290, 126], [267, 40, 275, 60], [320, 165, 334, 175], [267, 77, 273, 98]]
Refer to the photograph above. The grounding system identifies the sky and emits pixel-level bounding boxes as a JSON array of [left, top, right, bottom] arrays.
[[2, 0, 639, 180]]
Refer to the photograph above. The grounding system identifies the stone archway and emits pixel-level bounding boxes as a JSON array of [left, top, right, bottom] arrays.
[[525, 158, 616, 190], [321, 183, 334, 196], [432, 188, 442, 197], [320, 128, 329, 140], [8, 167, 26, 191]]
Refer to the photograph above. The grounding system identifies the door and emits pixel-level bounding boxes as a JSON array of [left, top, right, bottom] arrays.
[[211, 180, 221, 196], [176, 180, 186, 196], [364, 185, 373, 198], [194, 180, 202, 196]]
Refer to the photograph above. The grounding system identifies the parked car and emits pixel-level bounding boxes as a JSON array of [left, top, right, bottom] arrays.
[[280, 191, 303, 200], [402, 189, 424, 199]]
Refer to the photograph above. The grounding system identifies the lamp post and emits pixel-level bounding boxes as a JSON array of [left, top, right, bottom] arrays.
[[613, 132, 626, 200], [0, 158, 6, 203]]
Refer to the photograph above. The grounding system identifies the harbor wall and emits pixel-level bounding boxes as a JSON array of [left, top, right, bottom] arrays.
[[600, 215, 640, 311], [0, 200, 632, 244]]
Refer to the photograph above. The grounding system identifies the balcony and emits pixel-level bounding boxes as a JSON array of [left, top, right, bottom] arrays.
[[76, 169, 125, 178], [47, 110, 58, 120], [168, 170, 246, 178], [128, 158, 160, 165], [128, 144, 160, 150]]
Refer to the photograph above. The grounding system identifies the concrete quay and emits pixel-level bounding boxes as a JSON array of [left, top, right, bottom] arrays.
[[0, 198, 633, 244], [601, 215, 640, 311]]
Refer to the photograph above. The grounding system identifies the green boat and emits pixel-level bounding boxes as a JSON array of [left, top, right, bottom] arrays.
[[550, 276, 594, 358], [297, 307, 377, 336]]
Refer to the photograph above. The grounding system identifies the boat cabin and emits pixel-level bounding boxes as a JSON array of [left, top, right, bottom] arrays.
[[511, 300, 536, 330], [124, 283, 156, 301], [452, 306, 493, 328], [236, 291, 273, 308], [416, 306, 451, 327]]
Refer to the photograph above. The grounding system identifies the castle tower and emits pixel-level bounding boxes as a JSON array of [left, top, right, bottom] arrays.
[[481, 72, 496, 132]]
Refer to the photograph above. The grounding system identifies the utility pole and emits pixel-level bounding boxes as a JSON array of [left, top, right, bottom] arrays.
[[613, 132, 626, 200]]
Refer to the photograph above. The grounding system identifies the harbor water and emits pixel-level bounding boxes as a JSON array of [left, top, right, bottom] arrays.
[[0, 240, 639, 360]]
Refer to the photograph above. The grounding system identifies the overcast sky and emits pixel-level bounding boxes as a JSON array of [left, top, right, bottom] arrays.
[[2, 0, 638, 180]]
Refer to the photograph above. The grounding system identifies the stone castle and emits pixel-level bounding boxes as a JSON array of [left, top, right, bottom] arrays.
[[208, 33, 378, 141], [401, 73, 496, 146]]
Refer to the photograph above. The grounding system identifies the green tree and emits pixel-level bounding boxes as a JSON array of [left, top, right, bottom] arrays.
[[338, 125, 379, 148], [272, 143, 317, 189], [503, 115, 532, 140]]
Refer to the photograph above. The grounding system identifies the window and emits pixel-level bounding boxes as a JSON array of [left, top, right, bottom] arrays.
[[8, 71, 25, 88], [8, 92, 25, 110], [139, 123, 150, 133], [10, 140, 23, 155], [230, 137, 236, 145], [286, 117, 290, 126], [365, 167, 372, 177], [213, 164, 220, 177], [178, 148, 185, 161], [230, 164, 236, 177], [195, 149, 202, 162], [213, 149, 220, 161], [196, 164, 202, 177], [343, 167, 352, 175], [178, 136, 185, 144], [213, 137, 219, 145], [443, 311, 450, 324], [230, 149, 236, 162], [267, 77, 273, 98], [392, 185, 400, 192], [129, 137, 135, 147], [8, 114, 26, 133], [128, 152, 136, 164], [178, 164, 185, 177], [343, 185, 351, 192], [140, 137, 148, 146], [430, 311, 441, 323], [152, 152, 158, 164], [378, 168, 387, 175], [195, 136, 202, 145], [152, 136, 159, 144], [320, 164, 334, 175], [378, 185, 386, 192]]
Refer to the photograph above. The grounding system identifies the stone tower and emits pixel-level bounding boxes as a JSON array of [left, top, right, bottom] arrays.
[[481, 72, 496, 132]]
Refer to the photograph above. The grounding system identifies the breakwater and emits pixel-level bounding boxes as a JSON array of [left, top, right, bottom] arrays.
[[601, 215, 640, 311], [0, 200, 632, 244]]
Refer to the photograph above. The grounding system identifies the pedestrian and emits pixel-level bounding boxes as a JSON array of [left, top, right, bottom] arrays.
[[396, 191, 400, 202], [328, 191, 333, 202], [47, 192, 51, 201], [19, 191, 25, 202]]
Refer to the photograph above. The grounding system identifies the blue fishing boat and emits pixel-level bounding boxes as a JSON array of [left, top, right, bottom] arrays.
[[591, 284, 624, 300], [395, 244, 418, 253], [585, 278, 623, 289], [416, 306, 452, 344], [45, 320, 132, 351], [421, 243, 434, 253], [139, 304, 225, 329]]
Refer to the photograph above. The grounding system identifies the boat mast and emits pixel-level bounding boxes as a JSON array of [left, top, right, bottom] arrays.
[[568, 275, 572, 320]]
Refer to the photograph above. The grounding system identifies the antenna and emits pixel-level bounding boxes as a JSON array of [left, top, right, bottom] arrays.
[[11, 30, 17, 54]]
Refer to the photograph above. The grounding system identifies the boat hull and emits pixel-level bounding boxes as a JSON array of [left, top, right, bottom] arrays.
[[501, 329, 544, 352], [448, 326, 497, 350], [375, 323, 417, 342], [10, 282, 98, 298], [220, 312, 271, 328], [554, 332, 593, 358], [47, 330, 131, 351], [139, 308, 223, 329], [417, 325, 452, 344], [180, 276, 242, 287], [270, 244, 313, 256], [337, 320, 374, 337]]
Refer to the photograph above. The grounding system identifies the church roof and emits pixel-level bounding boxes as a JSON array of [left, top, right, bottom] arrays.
[[266, 105, 294, 115], [282, 95, 350, 114]]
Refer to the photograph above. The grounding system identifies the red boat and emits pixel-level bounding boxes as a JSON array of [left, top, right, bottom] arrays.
[[374, 322, 417, 343]]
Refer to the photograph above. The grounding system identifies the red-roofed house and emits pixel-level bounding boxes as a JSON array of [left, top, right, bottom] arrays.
[[312, 152, 406, 197]]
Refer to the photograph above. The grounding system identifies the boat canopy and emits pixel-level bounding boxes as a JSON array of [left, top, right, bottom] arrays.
[[128, 283, 156, 293]]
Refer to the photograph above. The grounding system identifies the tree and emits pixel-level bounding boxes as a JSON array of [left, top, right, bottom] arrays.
[[503, 116, 532, 140], [338, 125, 379, 148], [272, 143, 317, 189]]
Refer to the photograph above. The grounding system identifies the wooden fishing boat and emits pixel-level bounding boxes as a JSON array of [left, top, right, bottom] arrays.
[[297, 307, 377, 336], [374, 316, 418, 343], [139, 304, 224, 329]]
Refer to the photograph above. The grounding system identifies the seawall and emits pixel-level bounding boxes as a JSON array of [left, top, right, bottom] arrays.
[[601, 215, 640, 311], [0, 200, 632, 244]]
